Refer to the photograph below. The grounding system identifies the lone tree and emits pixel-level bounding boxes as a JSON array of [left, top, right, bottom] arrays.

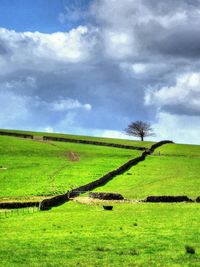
[[125, 120, 155, 141]]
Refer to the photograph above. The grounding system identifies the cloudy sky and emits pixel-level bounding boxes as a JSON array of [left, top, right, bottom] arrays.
[[0, 0, 200, 144]]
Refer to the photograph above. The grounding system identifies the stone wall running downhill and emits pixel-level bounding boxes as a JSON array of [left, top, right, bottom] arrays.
[[39, 140, 173, 210], [39, 193, 70, 210]]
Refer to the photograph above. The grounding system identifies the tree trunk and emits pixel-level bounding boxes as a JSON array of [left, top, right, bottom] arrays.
[[141, 135, 144, 141]]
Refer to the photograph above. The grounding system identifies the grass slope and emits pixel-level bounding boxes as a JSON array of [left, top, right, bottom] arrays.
[[0, 130, 199, 267], [0, 202, 200, 267], [0, 128, 153, 147], [0, 135, 140, 200], [94, 143, 200, 199]]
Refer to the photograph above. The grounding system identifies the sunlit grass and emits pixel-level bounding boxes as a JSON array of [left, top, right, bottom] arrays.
[[0, 202, 199, 267], [95, 143, 200, 199], [0, 135, 140, 199], [0, 131, 199, 267]]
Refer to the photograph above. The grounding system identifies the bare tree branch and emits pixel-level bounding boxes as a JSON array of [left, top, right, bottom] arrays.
[[125, 120, 155, 141]]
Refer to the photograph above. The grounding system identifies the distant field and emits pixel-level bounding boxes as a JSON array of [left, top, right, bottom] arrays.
[[94, 143, 200, 200], [0, 128, 153, 147], [0, 202, 200, 267], [0, 135, 140, 200]]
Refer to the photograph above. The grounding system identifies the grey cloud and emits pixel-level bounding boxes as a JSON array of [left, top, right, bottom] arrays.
[[91, 0, 200, 60], [0, 39, 10, 55], [0, 57, 154, 131], [136, 21, 200, 59], [161, 104, 200, 117], [144, 0, 200, 13], [152, 30, 200, 58], [145, 72, 200, 116], [0, 44, 8, 55]]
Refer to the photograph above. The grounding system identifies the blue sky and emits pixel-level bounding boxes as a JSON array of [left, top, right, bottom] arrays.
[[0, 0, 91, 32], [0, 0, 200, 144], [0, 0, 63, 32]]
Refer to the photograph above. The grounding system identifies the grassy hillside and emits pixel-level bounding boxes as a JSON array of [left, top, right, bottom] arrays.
[[0, 128, 153, 147], [0, 131, 199, 201], [1, 202, 200, 267], [95, 143, 200, 199], [0, 135, 140, 200], [0, 130, 199, 267]]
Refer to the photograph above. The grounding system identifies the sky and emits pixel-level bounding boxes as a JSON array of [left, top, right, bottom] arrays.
[[0, 0, 200, 144]]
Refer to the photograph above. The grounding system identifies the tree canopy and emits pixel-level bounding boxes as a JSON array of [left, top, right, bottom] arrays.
[[125, 120, 155, 141]]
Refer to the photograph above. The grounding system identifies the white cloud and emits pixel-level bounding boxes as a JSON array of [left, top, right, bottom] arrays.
[[44, 126, 54, 133], [152, 112, 200, 144], [100, 130, 129, 139], [0, 26, 96, 74], [145, 72, 200, 114], [131, 63, 147, 74], [103, 30, 136, 59], [51, 98, 92, 111]]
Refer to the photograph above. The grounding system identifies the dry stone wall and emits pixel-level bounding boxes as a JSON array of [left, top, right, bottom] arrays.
[[0, 201, 39, 209], [43, 135, 146, 150], [0, 131, 33, 139], [40, 140, 173, 210], [144, 196, 193, 203]]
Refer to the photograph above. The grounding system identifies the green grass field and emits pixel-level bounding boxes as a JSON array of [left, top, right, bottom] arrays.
[[0, 135, 140, 200], [95, 143, 200, 200], [0, 130, 199, 267], [0, 202, 200, 267]]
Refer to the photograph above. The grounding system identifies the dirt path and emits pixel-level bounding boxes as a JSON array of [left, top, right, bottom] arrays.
[[73, 196, 132, 205], [67, 151, 80, 161], [0, 196, 53, 203]]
